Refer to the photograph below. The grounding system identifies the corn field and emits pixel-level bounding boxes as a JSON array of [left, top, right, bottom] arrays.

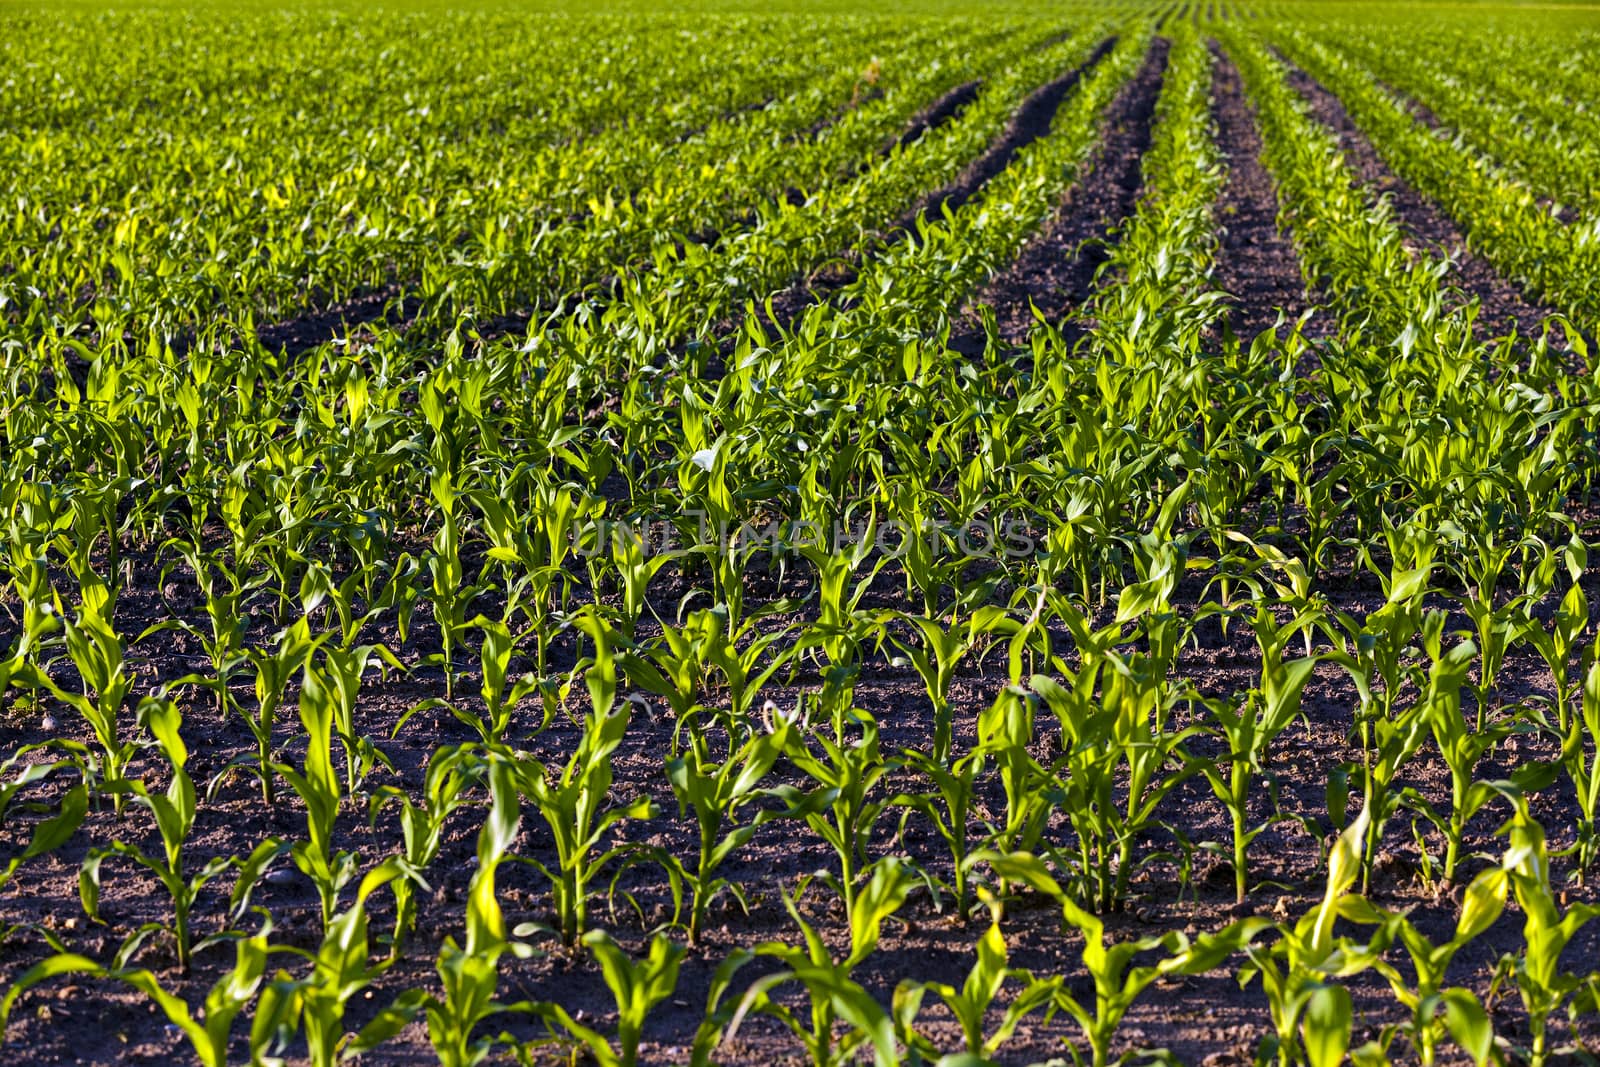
[[3, 0, 1600, 1064]]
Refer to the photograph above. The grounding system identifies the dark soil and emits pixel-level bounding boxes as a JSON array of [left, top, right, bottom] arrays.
[[254, 63, 1034, 362], [907, 36, 1119, 231], [890, 79, 982, 152], [957, 37, 1169, 349], [1276, 54, 1556, 342], [1209, 44, 1324, 343], [253, 283, 416, 357]]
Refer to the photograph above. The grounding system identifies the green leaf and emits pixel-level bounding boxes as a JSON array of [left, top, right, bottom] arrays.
[[1454, 867, 1507, 944], [1440, 988, 1493, 1066], [1301, 984, 1352, 1067]]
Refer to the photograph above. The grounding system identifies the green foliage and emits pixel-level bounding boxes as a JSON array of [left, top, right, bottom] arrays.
[[4, 7, 1600, 1067]]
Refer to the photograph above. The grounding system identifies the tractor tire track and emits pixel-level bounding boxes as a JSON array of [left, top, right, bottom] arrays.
[[247, 71, 1018, 358], [956, 36, 1167, 350], [252, 283, 417, 356], [247, 31, 1088, 358], [753, 37, 1124, 337], [888, 79, 982, 151], [1349, 62, 1569, 221]]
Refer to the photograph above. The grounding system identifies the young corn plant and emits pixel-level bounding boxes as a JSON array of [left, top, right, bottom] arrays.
[[797, 533, 885, 721], [890, 743, 983, 922], [975, 684, 1062, 863], [403, 615, 543, 746], [1410, 613, 1497, 884], [272, 661, 358, 930], [1518, 578, 1589, 736], [876, 606, 1006, 766], [1329, 555, 1430, 732], [297, 559, 390, 654], [883, 481, 967, 618], [665, 713, 790, 944], [517, 612, 655, 947], [1200, 603, 1321, 903], [79, 697, 232, 973], [241, 617, 326, 808], [1032, 654, 1198, 913], [774, 707, 892, 922], [1330, 593, 1436, 894], [624, 614, 714, 728], [425, 470, 483, 699], [252, 860, 412, 1067], [150, 540, 252, 718], [368, 743, 480, 956], [2, 541, 63, 671], [483, 477, 590, 682], [1354, 698, 1435, 896], [892, 888, 1059, 1063], [1368, 866, 1505, 1066], [715, 858, 912, 1067], [50, 574, 138, 812], [534, 930, 684, 1067], [633, 606, 797, 746], [359, 758, 536, 1067], [1239, 811, 1393, 1067], [607, 521, 681, 644], [1113, 494, 1191, 673], [975, 850, 1265, 1067], [681, 439, 775, 635], [1442, 526, 1532, 730], [319, 641, 400, 796], [0, 918, 273, 1067], [1493, 806, 1600, 1067]]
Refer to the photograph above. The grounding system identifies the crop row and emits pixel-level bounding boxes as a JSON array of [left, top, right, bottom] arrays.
[[5, 5, 1600, 1067]]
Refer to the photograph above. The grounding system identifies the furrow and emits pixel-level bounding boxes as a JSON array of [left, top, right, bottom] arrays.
[[958, 38, 1168, 348], [1208, 42, 1319, 342], [1275, 49, 1556, 341], [907, 36, 1119, 230]]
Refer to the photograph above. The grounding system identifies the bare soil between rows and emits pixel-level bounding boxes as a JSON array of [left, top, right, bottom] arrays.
[[957, 38, 1169, 351], [1274, 51, 1558, 343], [1208, 45, 1325, 344], [3, 534, 1600, 1065]]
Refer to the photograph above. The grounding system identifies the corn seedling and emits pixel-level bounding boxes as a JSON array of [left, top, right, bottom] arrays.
[[666, 712, 790, 944], [252, 860, 413, 1067], [892, 888, 1059, 1063], [79, 697, 231, 972], [1492, 806, 1600, 1067], [358, 758, 535, 1067], [517, 614, 656, 946], [534, 930, 684, 1067], [1200, 603, 1321, 903], [272, 661, 358, 930], [720, 859, 911, 1067], [1238, 811, 1392, 1067], [976, 850, 1266, 1067], [0, 917, 273, 1067], [1368, 866, 1505, 1066]]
